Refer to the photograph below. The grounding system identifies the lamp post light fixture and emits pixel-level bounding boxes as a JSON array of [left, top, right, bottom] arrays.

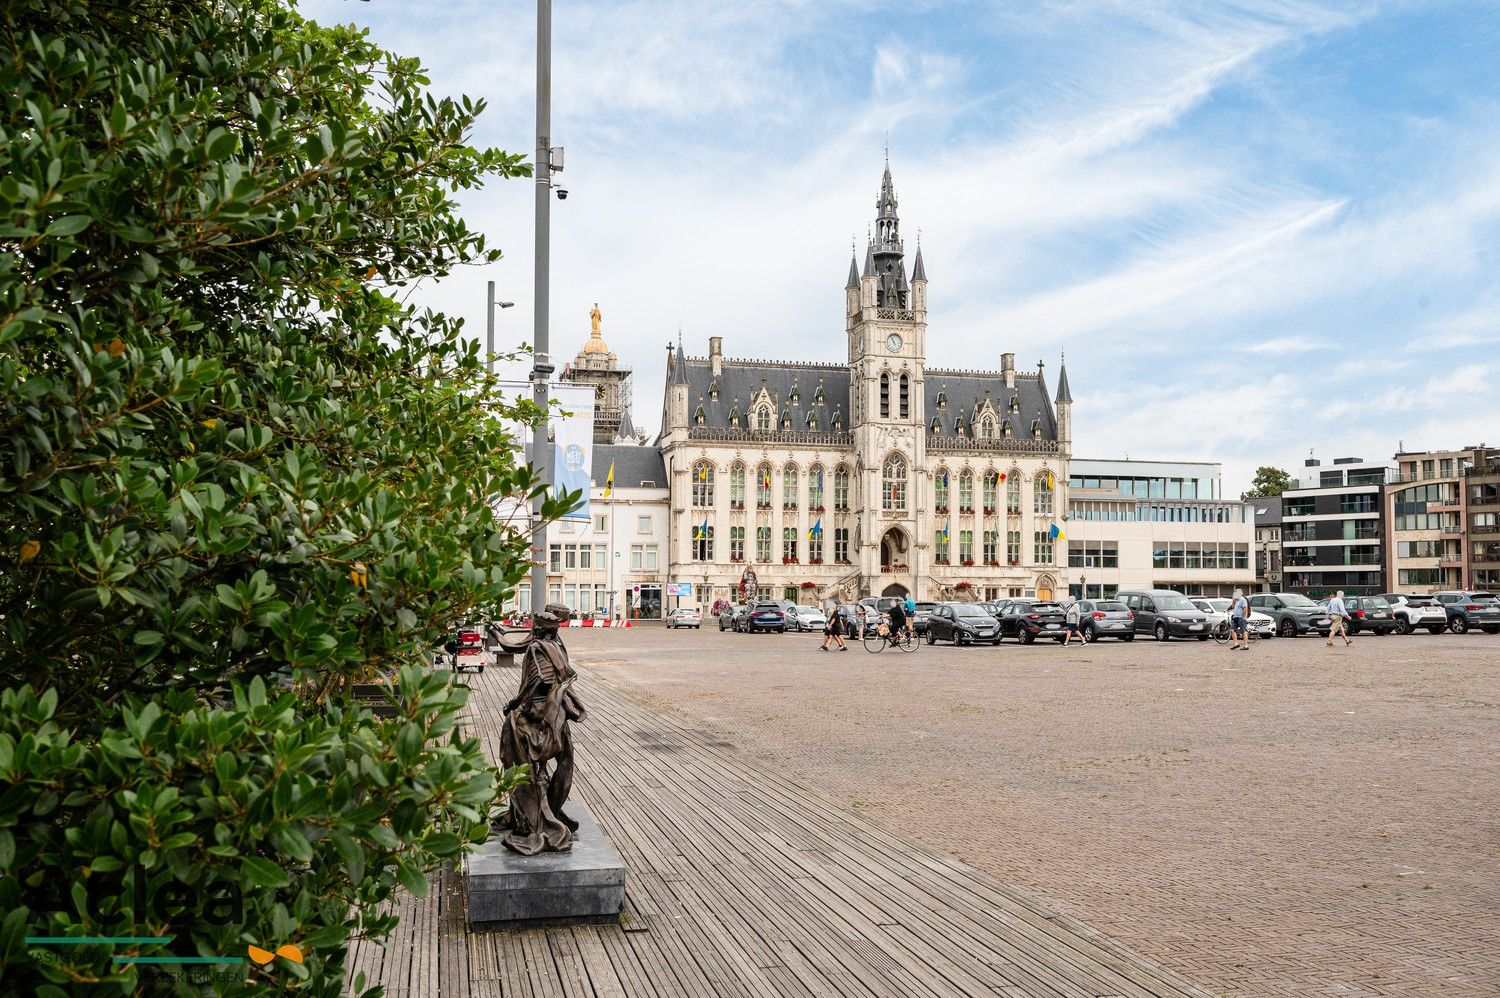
[[485, 281, 514, 373]]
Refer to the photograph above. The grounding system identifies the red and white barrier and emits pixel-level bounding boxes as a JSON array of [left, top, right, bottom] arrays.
[[495, 618, 635, 628]]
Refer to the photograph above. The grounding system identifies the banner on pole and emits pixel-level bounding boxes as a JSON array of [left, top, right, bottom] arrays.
[[496, 380, 595, 524]]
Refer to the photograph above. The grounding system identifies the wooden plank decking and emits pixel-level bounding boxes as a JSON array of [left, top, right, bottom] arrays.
[[346, 665, 1212, 997]]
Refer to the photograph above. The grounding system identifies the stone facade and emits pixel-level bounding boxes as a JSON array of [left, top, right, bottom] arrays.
[[656, 164, 1073, 606]]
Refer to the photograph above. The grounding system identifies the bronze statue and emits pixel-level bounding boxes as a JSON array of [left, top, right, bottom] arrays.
[[497, 603, 588, 855]]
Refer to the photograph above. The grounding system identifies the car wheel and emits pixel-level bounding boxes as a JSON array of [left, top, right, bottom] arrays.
[[1279, 618, 1297, 639], [1081, 625, 1094, 643], [925, 630, 936, 645], [1021, 630, 1034, 645], [1452, 618, 1469, 634], [1154, 622, 1168, 642], [1394, 616, 1411, 635], [1486, 627, 1500, 635]]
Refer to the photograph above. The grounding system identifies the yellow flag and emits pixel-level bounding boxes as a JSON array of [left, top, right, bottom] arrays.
[[1046, 470, 1054, 490], [604, 461, 615, 498]]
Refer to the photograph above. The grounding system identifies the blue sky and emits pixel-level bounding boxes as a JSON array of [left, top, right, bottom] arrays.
[[301, 0, 1500, 494]]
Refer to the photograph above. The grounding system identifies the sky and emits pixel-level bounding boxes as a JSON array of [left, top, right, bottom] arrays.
[[301, 0, 1500, 496]]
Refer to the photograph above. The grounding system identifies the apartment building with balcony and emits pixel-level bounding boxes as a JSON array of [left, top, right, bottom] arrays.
[[1463, 448, 1500, 591], [1280, 457, 1391, 596], [1384, 446, 1493, 592]]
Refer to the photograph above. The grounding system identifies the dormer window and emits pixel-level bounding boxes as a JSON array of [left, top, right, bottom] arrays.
[[695, 405, 706, 425], [936, 390, 948, 410], [781, 409, 792, 430], [832, 409, 843, 430], [1003, 419, 1013, 438], [1009, 395, 1020, 413], [756, 405, 772, 431], [728, 406, 741, 428], [955, 417, 966, 437], [806, 411, 818, 429], [814, 385, 824, 404], [1031, 418, 1042, 437], [789, 386, 800, 404], [709, 379, 719, 400], [980, 416, 995, 439], [930, 416, 941, 434]]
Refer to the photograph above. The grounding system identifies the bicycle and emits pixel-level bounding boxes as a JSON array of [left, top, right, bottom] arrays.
[[1211, 619, 1258, 645], [863, 613, 920, 653]]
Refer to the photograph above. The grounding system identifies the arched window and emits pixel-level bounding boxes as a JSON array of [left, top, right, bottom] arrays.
[[1034, 472, 1054, 516], [755, 463, 773, 508], [756, 405, 772, 431], [833, 465, 850, 510], [882, 456, 908, 511], [1006, 469, 1022, 514], [983, 471, 999, 512], [898, 373, 910, 419], [730, 462, 746, 510], [755, 525, 772, 562], [692, 523, 714, 561], [934, 469, 950, 510], [782, 464, 799, 509], [691, 461, 715, 508], [958, 470, 974, 512], [980, 415, 995, 439], [808, 464, 825, 509], [879, 373, 891, 418]]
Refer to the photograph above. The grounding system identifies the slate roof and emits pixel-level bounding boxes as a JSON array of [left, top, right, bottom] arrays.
[[593, 444, 666, 488], [674, 355, 1057, 442], [1254, 502, 1283, 526]]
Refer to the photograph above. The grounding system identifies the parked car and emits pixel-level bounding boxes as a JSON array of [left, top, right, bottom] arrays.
[[1073, 599, 1136, 642], [1431, 591, 1500, 634], [784, 604, 827, 632], [1379, 593, 1449, 634], [926, 603, 1001, 645], [1189, 598, 1276, 639], [858, 596, 904, 620], [912, 601, 938, 635], [835, 603, 873, 637], [996, 598, 1067, 643], [666, 606, 702, 629], [978, 600, 1005, 620], [1248, 592, 1333, 638], [1338, 595, 1396, 635], [741, 602, 787, 634], [719, 604, 744, 631], [1117, 589, 1210, 641]]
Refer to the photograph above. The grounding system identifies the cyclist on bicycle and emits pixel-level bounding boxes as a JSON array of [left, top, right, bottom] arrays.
[[886, 599, 909, 644]]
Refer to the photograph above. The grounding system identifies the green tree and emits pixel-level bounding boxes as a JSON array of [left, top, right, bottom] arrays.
[[0, 1, 556, 992], [1242, 466, 1294, 499]]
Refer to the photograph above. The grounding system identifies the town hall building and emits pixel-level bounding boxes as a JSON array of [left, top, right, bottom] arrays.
[[654, 162, 1074, 607]]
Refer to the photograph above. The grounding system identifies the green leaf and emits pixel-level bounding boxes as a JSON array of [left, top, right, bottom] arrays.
[[240, 856, 290, 888], [45, 215, 92, 237]]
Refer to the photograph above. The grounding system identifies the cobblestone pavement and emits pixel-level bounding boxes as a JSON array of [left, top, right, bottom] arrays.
[[562, 624, 1500, 998]]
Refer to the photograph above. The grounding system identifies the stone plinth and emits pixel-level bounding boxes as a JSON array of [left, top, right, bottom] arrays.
[[463, 802, 625, 927]]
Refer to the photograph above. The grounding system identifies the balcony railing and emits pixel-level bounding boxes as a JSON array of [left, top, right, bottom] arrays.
[[927, 436, 1060, 454], [875, 307, 916, 321], [688, 427, 854, 447]]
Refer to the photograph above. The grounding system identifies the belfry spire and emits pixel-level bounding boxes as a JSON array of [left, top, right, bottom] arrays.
[[871, 158, 907, 307]]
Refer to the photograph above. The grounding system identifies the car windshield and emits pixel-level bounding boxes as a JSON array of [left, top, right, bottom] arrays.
[[1095, 602, 1127, 612], [1281, 593, 1319, 608], [917, 603, 937, 611], [954, 606, 991, 618], [1156, 595, 1195, 611], [795, 605, 820, 614], [1470, 593, 1498, 603], [1362, 597, 1389, 609]]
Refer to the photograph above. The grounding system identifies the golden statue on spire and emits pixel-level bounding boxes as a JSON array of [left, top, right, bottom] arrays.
[[589, 302, 602, 337]]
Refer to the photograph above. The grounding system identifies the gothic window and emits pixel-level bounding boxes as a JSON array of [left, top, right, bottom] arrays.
[[691, 461, 715, 508], [980, 415, 995, 439], [692, 524, 714, 561], [730, 525, 745, 561], [1007, 530, 1021, 564], [898, 373, 910, 419], [782, 527, 798, 562], [808, 528, 823, 563], [983, 530, 999, 564], [1034, 472, 1054, 516], [1033, 530, 1055, 565], [983, 472, 999, 511], [959, 530, 974, 563], [879, 373, 890, 418], [808, 465, 825, 508], [782, 465, 798, 509], [1007, 470, 1022, 514], [756, 463, 773, 508], [934, 529, 950, 564], [882, 456, 908, 511], [834, 527, 850, 563], [730, 462, 746, 509], [958, 470, 974, 512], [834, 466, 850, 510], [756, 404, 772, 431], [755, 525, 772, 562], [934, 470, 950, 510]]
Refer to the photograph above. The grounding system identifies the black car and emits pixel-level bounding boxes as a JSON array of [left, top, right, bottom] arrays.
[[997, 599, 1067, 643], [926, 603, 1001, 645], [736, 602, 785, 633], [1118, 589, 1210, 641], [1432, 591, 1500, 634], [1341, 595, 1396, 635], [1073, 599, 1135, 641]]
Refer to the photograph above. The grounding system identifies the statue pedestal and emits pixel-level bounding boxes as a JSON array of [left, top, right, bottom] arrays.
[[463, 802, 626, 927]]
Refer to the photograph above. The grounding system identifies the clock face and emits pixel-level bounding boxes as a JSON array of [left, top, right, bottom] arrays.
[[886, 333, 903, 351]]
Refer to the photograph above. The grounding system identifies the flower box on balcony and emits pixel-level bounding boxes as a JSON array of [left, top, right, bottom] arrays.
[[730, 557, 744, 563], [983, 507, 997, 516], [783, 504, 797, 511], [757, 502, 771, 510], [934, 505, 949, 514], [960, 506, 974, 514], [808, 558, 823, 565], [984, 560, 1000, 567], [934, 558, 950, 566], [955, 581, 974, 591], [961, 559, 975, 567], [730, 501, 746, 510], [811, 504, 826, 513], [800, 581, 817, 589], [1008, 559, 1020, 566]]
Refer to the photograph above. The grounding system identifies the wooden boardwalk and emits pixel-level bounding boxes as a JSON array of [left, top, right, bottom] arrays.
[[347, 665, 1213, 998]]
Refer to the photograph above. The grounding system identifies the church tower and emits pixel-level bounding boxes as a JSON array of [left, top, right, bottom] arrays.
[[846, 157, 928, 591]]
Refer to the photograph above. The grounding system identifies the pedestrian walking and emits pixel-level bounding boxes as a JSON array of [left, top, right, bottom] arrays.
[[1229, 588, 1251, 650], [1062, 599, 1086, 646], [821, 605, 847, 651], [1325, 590, 1354, 647]]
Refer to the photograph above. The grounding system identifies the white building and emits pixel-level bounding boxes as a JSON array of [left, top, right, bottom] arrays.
[[1065, 459, 1255, 598]]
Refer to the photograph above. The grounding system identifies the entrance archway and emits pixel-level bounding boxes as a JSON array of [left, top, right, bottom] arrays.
[[1035, 575, 1056, 601], [879, 527, 909, 571], [881, 582, 909, 598]]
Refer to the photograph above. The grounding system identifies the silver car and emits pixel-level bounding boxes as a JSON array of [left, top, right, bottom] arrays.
[[1192, 598, 1276, 638], [1073, 599, 1135, 642], [784, 605, 828, 632]]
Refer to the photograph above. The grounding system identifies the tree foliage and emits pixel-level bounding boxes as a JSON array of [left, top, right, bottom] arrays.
[[0, 0, 551, 992], [1242, 466, 1294, 499]]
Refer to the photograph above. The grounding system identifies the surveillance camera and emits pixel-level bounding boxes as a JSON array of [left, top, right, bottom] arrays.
[[555, 187, 569, 200]]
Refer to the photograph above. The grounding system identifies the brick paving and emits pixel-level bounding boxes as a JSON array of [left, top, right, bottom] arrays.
[[564, 625, 1500, 998]]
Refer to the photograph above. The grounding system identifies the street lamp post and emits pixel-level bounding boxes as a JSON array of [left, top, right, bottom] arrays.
[[485, 281, 514, 374], [528, 0, 554, 615]]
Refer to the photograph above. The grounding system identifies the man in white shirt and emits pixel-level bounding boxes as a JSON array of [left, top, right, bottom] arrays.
[[1325, 590, 1354, 648]]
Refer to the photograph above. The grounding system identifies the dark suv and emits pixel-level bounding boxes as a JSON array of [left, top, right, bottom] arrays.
[[1340, 595, 1396, 636], [1432, 591, 1500, 634], [1117, 589, 1209, 641], [1248, 592, 1333, 638], [996, 599, 1066, 643], [741, 603, 787, 633]]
